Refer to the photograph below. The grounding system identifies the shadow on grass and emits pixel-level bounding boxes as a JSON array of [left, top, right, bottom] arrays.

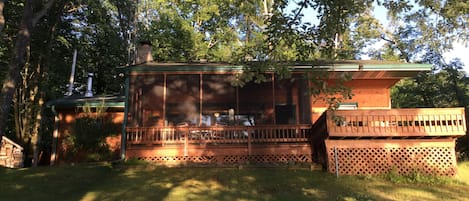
[[1, 162, 469, 201]]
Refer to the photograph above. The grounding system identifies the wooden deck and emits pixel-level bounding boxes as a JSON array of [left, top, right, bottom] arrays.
[[312, 108, 466, 176], [125, 125, 314, 164], [125, 108, 466, 172], [127, 124, 312, 145], [324, 108, 466, 137]]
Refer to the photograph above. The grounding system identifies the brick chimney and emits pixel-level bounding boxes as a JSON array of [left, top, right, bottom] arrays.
[[136, 41, 153, 64]]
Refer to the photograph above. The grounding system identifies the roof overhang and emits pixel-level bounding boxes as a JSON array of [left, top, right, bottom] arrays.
[[123, 60, 432, 79], [293, 61, 432, 79], [46, 95, 125, 109]]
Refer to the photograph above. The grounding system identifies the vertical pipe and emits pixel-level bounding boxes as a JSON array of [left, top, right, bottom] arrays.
[[84, 73, 94, 97], [334, 146, 339, 178], [66, 49, 77, 96]]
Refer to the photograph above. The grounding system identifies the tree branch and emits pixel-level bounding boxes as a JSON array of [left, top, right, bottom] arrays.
[[380, 35, 396, 44], [289, 0, 307, 25], [32, 0, 56, 27]]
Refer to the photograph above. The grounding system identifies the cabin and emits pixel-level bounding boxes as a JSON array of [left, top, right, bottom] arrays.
[[0, 136, 24, 168], [48, 57, 467, 176]]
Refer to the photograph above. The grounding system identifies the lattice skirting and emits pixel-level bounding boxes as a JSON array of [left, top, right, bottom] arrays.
[[325, 139, 457, 176], [134, 154, 312, 164]]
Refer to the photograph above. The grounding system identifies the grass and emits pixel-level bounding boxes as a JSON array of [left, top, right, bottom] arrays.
[[1, 161, 469, 201]]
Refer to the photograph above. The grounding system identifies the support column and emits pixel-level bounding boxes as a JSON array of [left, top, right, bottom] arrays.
[[163, 74, 167, 125], [199, 73, 203, 126], [272, 73, 276, 125], [121, 75, 130, 160]]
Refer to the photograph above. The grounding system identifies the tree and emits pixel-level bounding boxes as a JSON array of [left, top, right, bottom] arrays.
[[0, 0, 4, 33], [0, 0, 468, 165], [0, 0, 55, 155]]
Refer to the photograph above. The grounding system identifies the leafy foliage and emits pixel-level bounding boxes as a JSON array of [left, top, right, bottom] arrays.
[[391, 60, 469, 159], [383, 167, 451, 185], [66, 115, 120, 162], [0, 0, 468, 166]]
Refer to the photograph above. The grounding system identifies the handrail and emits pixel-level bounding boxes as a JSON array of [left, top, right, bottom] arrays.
[[126, 124, 312, 145], [325, 108, 466, 137]]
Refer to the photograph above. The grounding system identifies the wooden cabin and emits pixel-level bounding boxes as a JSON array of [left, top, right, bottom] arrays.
[[0, 136, 24, 168], [49, 61, 467, 176]]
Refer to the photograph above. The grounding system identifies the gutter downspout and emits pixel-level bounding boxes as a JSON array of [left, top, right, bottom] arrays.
[[120, 72, 130, 160]]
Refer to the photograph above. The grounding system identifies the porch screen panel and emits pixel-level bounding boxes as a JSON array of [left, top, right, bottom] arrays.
[[128, 74, 139, 126], [238, 74, 274, 125], [275, 75, 303, 124], [128, 74, 164, 126], [139, 74, 165, 126], [202, 74, 236, 126], [166, 74, 200, 126]]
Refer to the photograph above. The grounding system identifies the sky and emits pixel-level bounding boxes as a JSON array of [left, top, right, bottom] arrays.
[[373, 5, 469, 73], [287, 2, 469, 73], [443, 43, 469, 73]]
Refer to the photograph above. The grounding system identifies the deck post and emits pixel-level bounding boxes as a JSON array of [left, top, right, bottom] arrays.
[[163, 74, 166, 124], [248, 129, 252, 156], [184, 127, 188, 156], [120, 75, 130, 160], [272, 73, 276, 125]]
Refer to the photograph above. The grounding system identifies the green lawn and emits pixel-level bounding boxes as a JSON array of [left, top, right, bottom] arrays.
[[1, 161, 469, 201]]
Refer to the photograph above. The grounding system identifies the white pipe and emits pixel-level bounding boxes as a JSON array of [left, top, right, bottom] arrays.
[[66, 49, 77, 96], [84, 73, 94, 97]]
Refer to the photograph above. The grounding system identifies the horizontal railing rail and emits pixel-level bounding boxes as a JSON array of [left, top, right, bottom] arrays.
[[126, 124, 312, 145], [325, 108, 466, 137]]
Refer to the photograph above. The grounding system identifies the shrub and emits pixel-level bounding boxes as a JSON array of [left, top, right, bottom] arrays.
[[67, 116, 120, 162], [383, 167, 450, 185]]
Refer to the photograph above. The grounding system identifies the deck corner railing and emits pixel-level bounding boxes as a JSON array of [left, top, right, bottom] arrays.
[[126, 124, 312, 145], [325, 108, 466, 137]]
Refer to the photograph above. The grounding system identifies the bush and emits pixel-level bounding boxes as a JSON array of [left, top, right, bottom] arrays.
[[66, 116, 120, 162], [383, 167, 450, 185]]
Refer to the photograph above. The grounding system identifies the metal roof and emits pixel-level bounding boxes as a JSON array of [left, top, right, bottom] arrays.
[[123, 60, 432, 75], [122, 61, 432, 79], [46, 94, 125, 108]]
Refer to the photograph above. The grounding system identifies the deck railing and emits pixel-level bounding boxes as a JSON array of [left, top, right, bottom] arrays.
[[325, 108, 466, 137], [126, 124, 312, 145]]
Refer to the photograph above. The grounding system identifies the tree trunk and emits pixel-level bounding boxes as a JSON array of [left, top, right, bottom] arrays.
[[0, 0, 4, 33], [0, 0, 34, 146], [0, 0, 55, 149], [31, 1, 65, 166], [31, 81, 41, 167]]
